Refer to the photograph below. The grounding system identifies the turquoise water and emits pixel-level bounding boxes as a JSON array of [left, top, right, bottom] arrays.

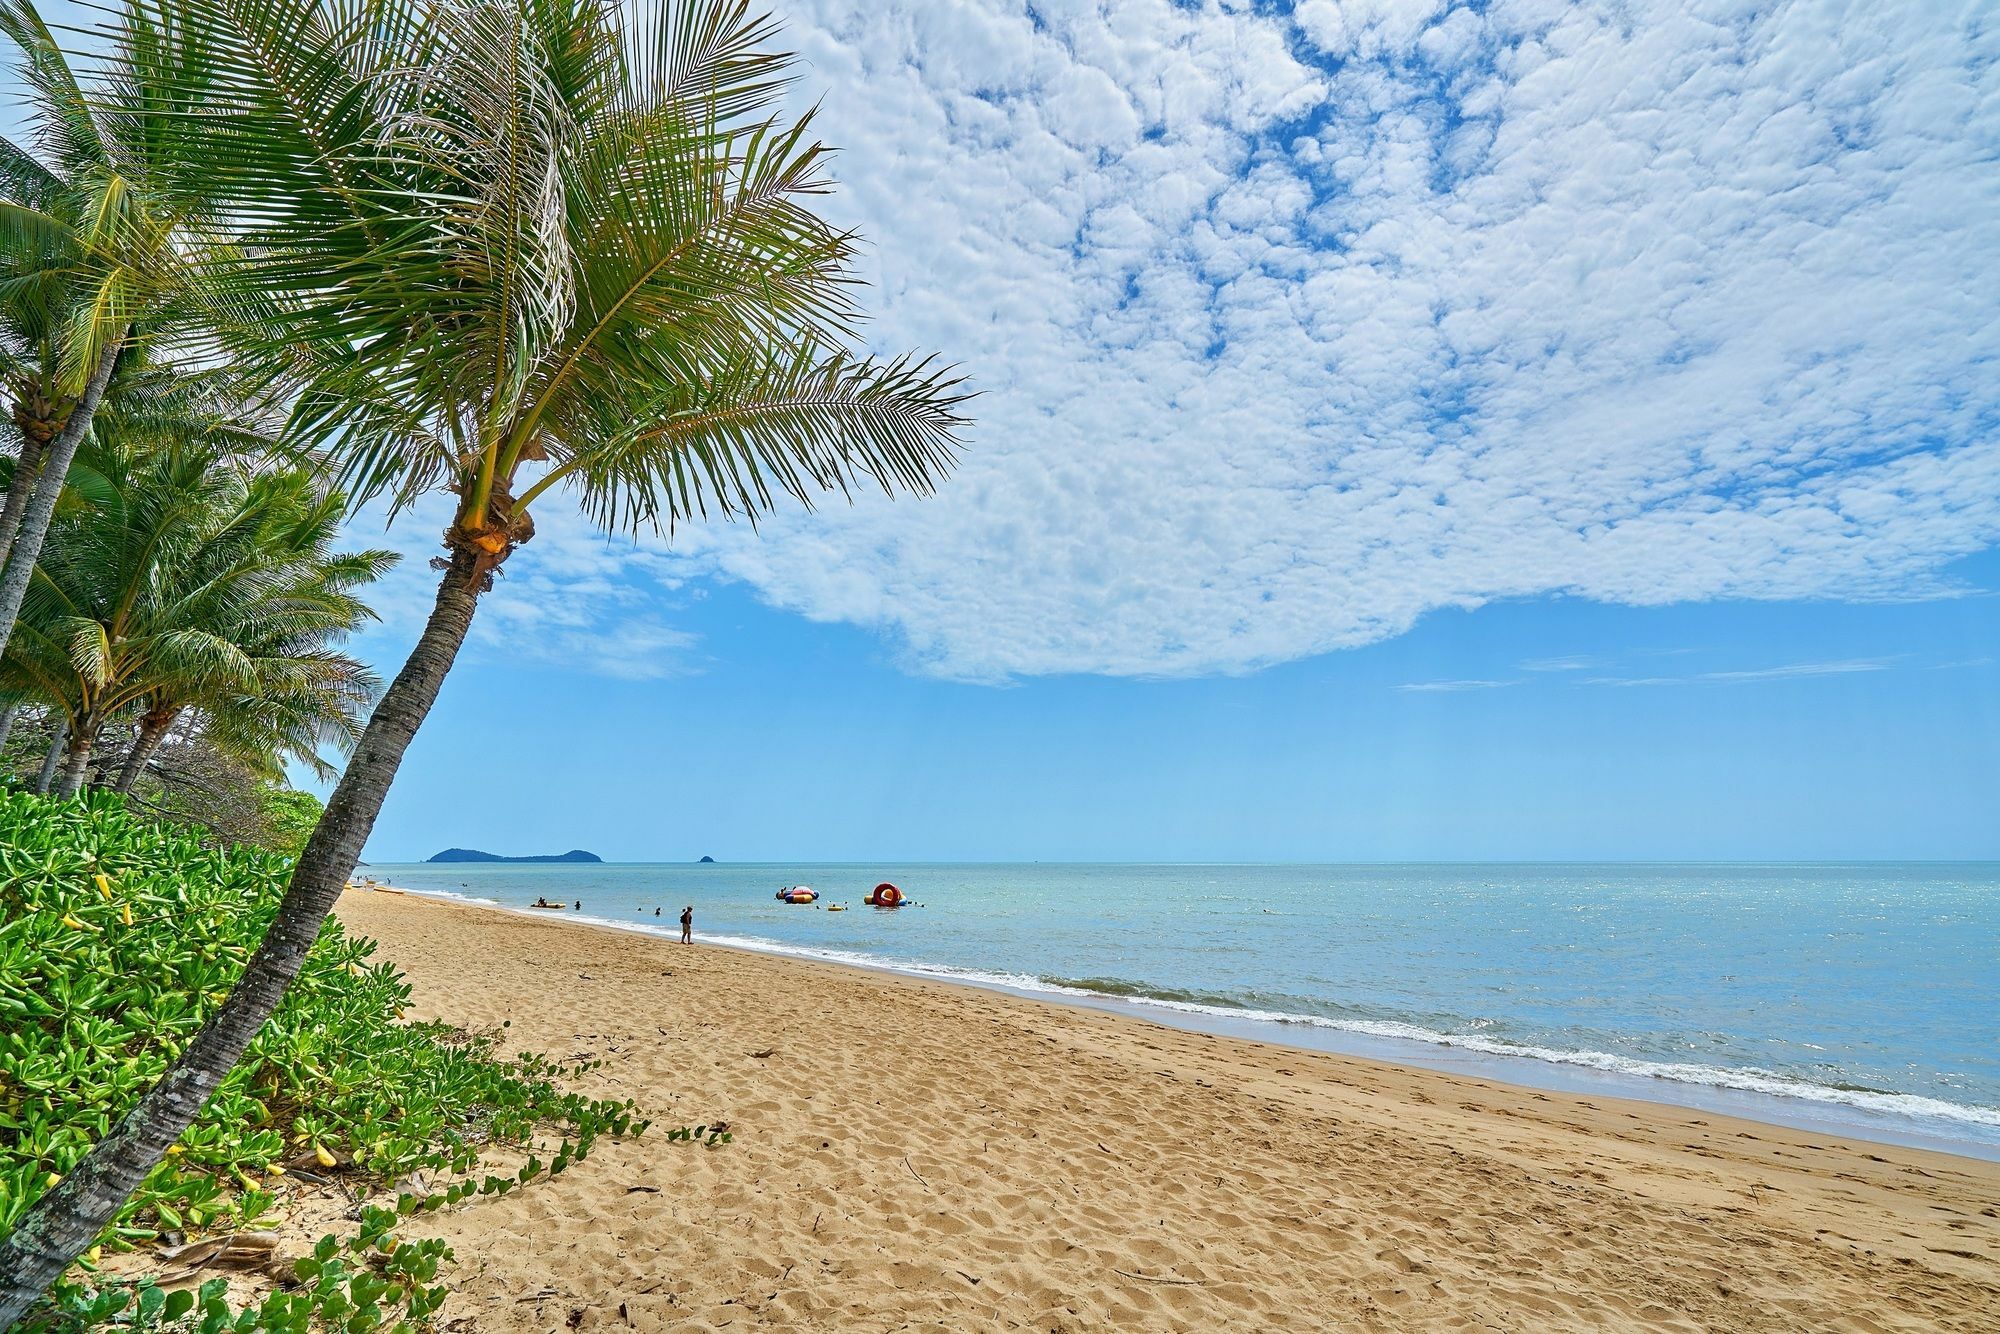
[[364, 861, 2000, 1154]]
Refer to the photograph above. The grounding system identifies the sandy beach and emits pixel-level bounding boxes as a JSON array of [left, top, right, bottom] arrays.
[[332, 889, 2000, 1332]]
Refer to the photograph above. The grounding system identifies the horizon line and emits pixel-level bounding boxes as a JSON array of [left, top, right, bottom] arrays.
[[365, 856, 2000, 868]]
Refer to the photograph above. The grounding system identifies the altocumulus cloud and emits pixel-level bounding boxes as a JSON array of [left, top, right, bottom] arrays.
[[351, 494, 705, 680], [420, 1, 2000, 682]]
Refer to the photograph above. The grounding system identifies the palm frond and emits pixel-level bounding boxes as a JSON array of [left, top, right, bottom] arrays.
[[146, 0, 968, 547], [533, 344, 969, 533]]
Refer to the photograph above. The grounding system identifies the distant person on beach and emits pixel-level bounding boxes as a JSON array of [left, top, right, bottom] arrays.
[[680, 905, 693, 944]]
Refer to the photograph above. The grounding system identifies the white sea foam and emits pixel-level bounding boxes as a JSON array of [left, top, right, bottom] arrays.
[[373, 887, 2000, 1142], [375, 885, 499, 907], [659, 927, 2000, 1134]]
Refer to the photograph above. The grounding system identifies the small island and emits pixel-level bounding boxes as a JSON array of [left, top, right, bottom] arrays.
[[426, 848, 603, 864], [699, 855, 716, 863]]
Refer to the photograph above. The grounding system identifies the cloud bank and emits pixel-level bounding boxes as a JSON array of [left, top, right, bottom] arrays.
[[415, 1, 2000, 682]]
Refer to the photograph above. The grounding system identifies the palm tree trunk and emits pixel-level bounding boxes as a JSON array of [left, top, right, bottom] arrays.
[[0, 434, 46, 572], [33, 719, 68, 795], [0, 342, 121, 661], [53, 719, 96, 799], [0, 700, 20, 752], [113, 708, 179, 795], [0, 546, 487, 1323]]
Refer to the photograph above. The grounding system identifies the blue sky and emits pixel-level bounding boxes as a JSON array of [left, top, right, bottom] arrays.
[[7, 1, 1998, 859], [347, 544, 2000, 862]]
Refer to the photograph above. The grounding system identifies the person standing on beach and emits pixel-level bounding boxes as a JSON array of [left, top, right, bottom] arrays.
[[680, 905, 693, 945]]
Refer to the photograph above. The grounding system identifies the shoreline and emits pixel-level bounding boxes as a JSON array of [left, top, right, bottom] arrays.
[[334, 885, 2000, 1330], [378, 881, 2000, 1163]]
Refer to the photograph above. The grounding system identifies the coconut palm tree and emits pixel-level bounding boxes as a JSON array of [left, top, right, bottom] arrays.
[[0, 0, 968, 1310], [0, 0, 224, 659], [0, 442, 389, 797], [108, 488, 387, 796], [0, 130, 71, 569]]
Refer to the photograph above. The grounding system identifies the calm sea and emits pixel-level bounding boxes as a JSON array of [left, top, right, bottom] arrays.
[[363, 861, 2000, 1158]]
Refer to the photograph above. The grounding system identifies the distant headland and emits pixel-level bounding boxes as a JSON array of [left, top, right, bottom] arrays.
[[699, 855, 715, 863], [426, 848, 604, 864]]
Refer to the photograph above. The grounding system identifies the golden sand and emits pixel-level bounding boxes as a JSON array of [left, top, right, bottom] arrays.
[[332, 889, 2000, 1331]]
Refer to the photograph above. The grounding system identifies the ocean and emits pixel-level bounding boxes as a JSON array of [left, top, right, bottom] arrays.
[[362, 860, 2000, 1159]]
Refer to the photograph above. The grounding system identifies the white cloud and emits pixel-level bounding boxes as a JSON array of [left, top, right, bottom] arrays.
[[376, 0, 2000, 683], [1397, 678, 1518, 692], [348, 495, 702, 681], [1585, 657, 1897, 687]]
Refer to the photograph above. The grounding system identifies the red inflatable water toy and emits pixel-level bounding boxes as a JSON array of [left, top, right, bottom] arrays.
[[866, 882, 904, 907]]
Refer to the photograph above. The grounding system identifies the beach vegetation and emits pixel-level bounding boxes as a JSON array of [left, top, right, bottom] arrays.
[[1, 711, 334, 858], [0, 0, 969, 1311], [0, 436, 393, 800], [251, 790, 324, 862], [37, 1221, 455, 1334], [0, 789, 648, 1329]]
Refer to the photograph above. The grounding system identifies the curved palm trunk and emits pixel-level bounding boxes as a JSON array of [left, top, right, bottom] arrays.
[[0, 433, 47, 571], [113, 707, 180, 795], [52, 718, 97, 799], [32, 719, 68, 795], [0, 547, 486, 1322], [0, 343, 121, 661]]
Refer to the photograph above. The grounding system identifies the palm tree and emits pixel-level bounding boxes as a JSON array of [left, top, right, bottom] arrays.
[[0, 129, 70, 569], [109, 484, 388, 796], [0, 442, 389, 798], [0, 0, 223, 659], [0, 0, 968, 1311]]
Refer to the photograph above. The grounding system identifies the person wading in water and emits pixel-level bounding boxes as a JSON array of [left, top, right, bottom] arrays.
[[679, 905, 693, 945]]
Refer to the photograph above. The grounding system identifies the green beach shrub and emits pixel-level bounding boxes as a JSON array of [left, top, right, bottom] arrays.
[[31, 1215, 453, 1334], [251, 791, 326, 862], [0, 788, 650, 1326]]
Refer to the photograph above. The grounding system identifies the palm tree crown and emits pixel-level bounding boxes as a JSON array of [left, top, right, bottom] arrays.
[[174, 0, 968, 575]]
